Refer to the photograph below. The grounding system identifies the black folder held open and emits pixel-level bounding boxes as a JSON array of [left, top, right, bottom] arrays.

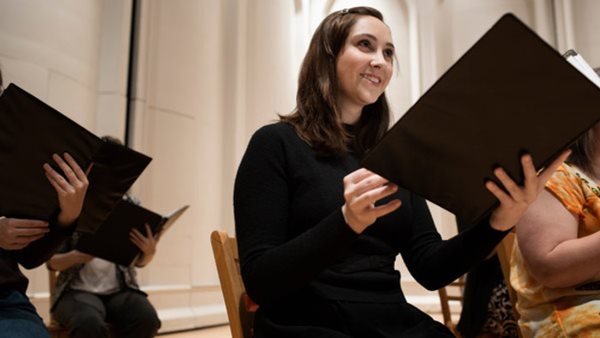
[[75, 200, 189, 266], [0, 84, 151, 233], [361, 13, 600, 225]]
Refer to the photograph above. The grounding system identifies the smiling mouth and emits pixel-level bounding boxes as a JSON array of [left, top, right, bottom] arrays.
[[361, 74, 382, 84]]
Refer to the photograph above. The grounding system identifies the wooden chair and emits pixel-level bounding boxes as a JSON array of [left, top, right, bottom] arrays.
[[495, 231, 523, 338], [211, 230, 257, 338], [46, 269, 69, 338], [437, 275, 465, 336]]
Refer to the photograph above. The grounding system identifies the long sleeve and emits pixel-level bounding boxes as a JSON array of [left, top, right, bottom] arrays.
[[0, 216, 75, 296], [400, 194, 507, 290], [234, 124, 358, 305], [15, 214, 76, 269]]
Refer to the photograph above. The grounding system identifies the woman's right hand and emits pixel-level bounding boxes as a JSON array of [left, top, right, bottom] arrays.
[[0, 216, 49, 250], [341, 168, 401, 234], [69, 250, 93, 264], [48, 249, 94, 271]]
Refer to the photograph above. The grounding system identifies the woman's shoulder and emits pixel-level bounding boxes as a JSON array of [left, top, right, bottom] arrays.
[[252, 121, 294, 139], [546, 163, 575, 186], [546, 163, 588, 210], [548, 163, 585, 188], [249, 122, 302, 148]]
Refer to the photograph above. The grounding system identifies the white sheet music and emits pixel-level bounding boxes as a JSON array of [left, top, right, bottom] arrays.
[[565, 49, 600, 88]]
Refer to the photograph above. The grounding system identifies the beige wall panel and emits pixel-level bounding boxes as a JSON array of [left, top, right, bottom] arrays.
[[571, 0, 600, 67], [97, 0, 131, 95], [95, 0, 131, 139], [244, 1, 296, 137], [138, 108, 198, 285], [190, 121, 227, 285], [133, 0, 227, 289], [436, 0, 534, 73], [47, 72, 97, 130], [0, 0, 102, 87], [0, 57, 49, 98], [145, 0, 221, 121], [96, 93, 127, 138]]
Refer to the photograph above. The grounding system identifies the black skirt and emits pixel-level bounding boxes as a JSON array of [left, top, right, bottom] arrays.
[[253, 290, 453, 338]]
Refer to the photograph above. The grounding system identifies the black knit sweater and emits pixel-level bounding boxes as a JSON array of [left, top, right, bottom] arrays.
[[0, 216, 75, 297], [234, 122, 506, 307]]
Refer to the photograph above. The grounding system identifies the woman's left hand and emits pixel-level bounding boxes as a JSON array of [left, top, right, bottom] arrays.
[[44, 153, 90, 227], [486, 150, 571, 231]]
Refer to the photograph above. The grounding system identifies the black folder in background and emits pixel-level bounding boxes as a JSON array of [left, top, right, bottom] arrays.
[[75, 200, 189, 266], [361, 13, 600, 225], [0, 84, 151, 233], [78, 141, 152, 233]]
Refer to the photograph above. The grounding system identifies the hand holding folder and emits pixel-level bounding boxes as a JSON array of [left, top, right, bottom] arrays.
[[483, 150, 570, 231], [43, 152, 91, 227], [75, 200, 189, 266], [0, 84, 151, 234], [361, 13, 600, 225]]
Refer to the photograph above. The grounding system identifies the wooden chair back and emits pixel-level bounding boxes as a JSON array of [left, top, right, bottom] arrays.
[[211, 230, 256, 338], [437, 275, 465, 336], [46, 268, 69, 338]]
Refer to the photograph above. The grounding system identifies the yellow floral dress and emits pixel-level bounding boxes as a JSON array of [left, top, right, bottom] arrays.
[[510, 163, 600, 337]]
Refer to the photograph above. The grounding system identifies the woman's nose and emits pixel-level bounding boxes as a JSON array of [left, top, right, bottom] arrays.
[[370, 52, 385, 68]]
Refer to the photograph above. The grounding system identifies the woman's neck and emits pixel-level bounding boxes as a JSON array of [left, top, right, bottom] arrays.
[[340, 103, 362, 125]]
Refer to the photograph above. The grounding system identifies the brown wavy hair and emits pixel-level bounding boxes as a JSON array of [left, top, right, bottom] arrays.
[[280, 6, 391, 157], [567, 67, 600, 174]]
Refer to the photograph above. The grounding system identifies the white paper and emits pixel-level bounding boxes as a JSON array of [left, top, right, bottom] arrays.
[[565, 49, 600, 88]]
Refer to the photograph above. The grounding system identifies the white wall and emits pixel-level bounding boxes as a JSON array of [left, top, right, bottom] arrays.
[[569, 0, 600, 66], [0, 0, 102, 128], [127, 0, 230, 331], [1, 0, 600, 333]]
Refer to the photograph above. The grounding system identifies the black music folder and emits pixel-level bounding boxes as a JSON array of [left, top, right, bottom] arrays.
[[361, 13, 600, 224], [75, 200, 189, 266], [0, 83, 151, 233]]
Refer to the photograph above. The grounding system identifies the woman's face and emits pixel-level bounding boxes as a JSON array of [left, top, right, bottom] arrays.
[[336, 15, 394, 120]]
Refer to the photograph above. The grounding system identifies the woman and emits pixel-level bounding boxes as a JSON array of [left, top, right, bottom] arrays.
[[511, 68, 600, 337], [234, 7, 568, 337]]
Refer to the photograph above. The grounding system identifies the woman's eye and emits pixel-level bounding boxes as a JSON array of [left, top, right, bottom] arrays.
[[384, 49, 395, 59], [358, 40, 372, 49]]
